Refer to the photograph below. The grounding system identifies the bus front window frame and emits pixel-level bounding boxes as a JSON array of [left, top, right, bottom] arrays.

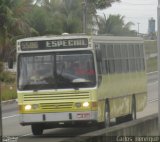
[[17, 51, 96, 91]]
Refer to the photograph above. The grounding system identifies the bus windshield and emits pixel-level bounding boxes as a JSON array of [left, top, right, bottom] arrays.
[[18, 51, 96, 90]]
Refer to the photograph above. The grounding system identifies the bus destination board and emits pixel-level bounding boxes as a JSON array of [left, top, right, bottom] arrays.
[[20, 38, 88, 50]]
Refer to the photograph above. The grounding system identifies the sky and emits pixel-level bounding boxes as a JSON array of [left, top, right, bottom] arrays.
[[97, 0, 157, 34]]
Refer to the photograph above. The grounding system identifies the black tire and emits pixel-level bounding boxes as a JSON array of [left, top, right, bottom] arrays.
[[104, 99, 110, 128], [31, 124, 43, 136], [132, 94, 137, 120]]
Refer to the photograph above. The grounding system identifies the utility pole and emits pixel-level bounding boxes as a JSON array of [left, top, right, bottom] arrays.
[[82, 0, 87, 33], [137, 22, 140, 36], [157, 0, 160, 135]]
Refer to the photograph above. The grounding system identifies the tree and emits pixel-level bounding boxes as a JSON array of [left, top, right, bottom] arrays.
[[88, 0, 120, 9], [33, 0, 120, 34], [0, 0, 121, 62], [31, 0, 83, 34], [96, 14, 137, 36], [0, 0, 36, 61]]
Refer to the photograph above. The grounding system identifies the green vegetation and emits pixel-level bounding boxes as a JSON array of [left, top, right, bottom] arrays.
[[146, 57, 157, 73], [0, 61, 16, 101], [144, 40, 157, 55], [96, 14, 137, 36], [144, 40, 157, 72], [1, 83, 17, 101]]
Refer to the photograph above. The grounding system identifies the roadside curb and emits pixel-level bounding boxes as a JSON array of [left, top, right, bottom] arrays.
[[1, 99, 17, 105]]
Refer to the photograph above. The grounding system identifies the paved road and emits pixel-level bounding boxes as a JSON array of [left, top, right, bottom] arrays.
[[2, 102, 99, 142], [1, 72, 159, 141]]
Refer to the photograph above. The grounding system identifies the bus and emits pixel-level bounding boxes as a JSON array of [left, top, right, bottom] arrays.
[[15, 34, 147, 135]]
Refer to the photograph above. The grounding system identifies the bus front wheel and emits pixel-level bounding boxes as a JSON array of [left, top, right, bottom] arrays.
[[31, 124, 44, 136]]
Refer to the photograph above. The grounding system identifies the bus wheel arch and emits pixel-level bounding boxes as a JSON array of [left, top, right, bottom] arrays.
[[31, 124, 44, 136]]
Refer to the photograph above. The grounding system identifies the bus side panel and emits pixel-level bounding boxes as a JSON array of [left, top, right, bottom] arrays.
[[97, 71, 147, 121], [135, 93, 147, 112], [97, 100, 105, 122], [109, 96, 131, 118]]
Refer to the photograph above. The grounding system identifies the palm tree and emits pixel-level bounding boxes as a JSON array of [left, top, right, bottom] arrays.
[[96, 14, 137, 36], [0, 0, 35, 61], [30, 0, 83, 35]]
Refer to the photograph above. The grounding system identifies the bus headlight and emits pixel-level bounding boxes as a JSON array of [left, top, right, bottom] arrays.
[[25, 105, 32, 111], [83, 102, 89, 107]]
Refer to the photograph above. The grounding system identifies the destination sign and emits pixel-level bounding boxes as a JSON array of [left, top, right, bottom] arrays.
[[46, 39, 88, 48], [20, 38, 88, 50]]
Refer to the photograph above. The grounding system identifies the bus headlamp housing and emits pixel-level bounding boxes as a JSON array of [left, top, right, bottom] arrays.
[[24, 104, 39, 111], [82, 102, 89, 107], [24, 105, 32, 111]]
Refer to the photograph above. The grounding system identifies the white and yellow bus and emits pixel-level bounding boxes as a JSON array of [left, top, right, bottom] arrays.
[[16, 35, 147, 135]]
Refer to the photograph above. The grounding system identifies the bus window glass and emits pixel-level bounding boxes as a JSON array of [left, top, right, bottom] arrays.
[[56, 53, 96, 88], [128, 44, 134, 58], [140, 58, 145, 71], [121, 44, 128, 58], [18, 55, 54, 90], [122, 59, 129, 72], [114, 44, 121, 58], [115, 59, 122, 73], [18, 52, 96, 90], [129, 59, 136, 72], [136, 59, 141, 71], [107, 44, 114, 59], [108, 60, 115, 73], [101, 44, 106, 58], [135, 44, 140, 57], [140, 44, 144, 57]]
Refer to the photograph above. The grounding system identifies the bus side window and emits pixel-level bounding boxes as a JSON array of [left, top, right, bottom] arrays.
[[97, 61, 102, 86], [95, 44, 102, 86]]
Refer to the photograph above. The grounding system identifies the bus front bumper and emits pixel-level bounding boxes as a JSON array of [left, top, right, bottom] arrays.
[[19, 111, 97, 125]]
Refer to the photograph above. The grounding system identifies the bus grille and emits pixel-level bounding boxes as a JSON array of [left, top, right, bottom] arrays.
[[23, 92, 90, 102], [40, 102, 73, 109]]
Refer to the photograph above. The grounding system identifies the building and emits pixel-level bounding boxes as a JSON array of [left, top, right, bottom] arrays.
[[148, 17, 155, 34]]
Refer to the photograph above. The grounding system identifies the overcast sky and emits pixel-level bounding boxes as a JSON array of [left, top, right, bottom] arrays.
[[97, 0, 157, 34]]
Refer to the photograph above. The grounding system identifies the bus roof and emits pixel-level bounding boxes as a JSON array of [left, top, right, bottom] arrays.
[[17, 34, 143, 42], [93, 35, 143, 43], [17, 34, 90, 42]]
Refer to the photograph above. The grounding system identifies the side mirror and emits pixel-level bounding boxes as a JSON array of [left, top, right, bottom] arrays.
[[8, 58, 13, 69]]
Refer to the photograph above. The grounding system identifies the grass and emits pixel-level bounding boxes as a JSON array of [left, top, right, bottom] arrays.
[[1, 83, 17, 101], [144, 40, 157, 73], [144, 40, 157, 55], [146, 57, 157, 73], [0, 71, 17, 101]]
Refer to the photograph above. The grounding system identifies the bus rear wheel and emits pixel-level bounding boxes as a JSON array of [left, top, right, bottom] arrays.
[[31, 124, 44, 136], [104, 111, 110, 128], [100, 99, 110, 128], [98, 99, 110, 129]]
